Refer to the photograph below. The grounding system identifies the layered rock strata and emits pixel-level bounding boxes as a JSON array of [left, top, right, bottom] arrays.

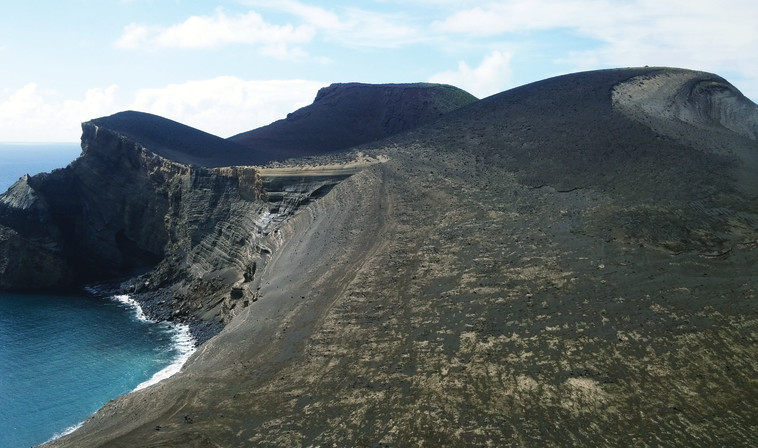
[[0, 118, 267, 332]]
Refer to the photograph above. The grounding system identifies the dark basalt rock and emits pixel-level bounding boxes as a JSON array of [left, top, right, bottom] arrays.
[[0, 115, 267, 325], [405, 67, 758, 255], [0, 173, 73, 290], [0, 84, 477, 295]]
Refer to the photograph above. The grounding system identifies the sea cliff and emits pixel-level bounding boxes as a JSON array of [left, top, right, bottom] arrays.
[[0, 115, 267, 336]]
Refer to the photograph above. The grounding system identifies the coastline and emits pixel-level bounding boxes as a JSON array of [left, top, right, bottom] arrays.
[[42, 290, 198, 445], [111, 294, 197, 391]]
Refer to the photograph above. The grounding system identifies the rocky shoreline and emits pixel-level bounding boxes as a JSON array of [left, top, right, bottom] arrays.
[[84, 278, 223, 346]]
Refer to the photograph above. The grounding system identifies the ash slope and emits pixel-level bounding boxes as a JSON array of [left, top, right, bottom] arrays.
[[49, 67, 758, 447], [228, 82, 478, 160]]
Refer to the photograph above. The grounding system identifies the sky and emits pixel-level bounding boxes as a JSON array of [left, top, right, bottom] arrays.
[[1, 0, 757, 142]]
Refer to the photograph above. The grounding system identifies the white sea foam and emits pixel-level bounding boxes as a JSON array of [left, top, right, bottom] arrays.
[[112, 293, 153, 323], [45, 294, 196, 444], [133, 322, 195, 391], [110, 294, 197, 391], [46, 421, 84, 444]]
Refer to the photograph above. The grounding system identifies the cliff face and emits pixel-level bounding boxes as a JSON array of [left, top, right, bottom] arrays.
[[43, 68, 758, 447], [0, 169, 74, 290], [0, 116, 267, 326], [0, 112, 395, 329]]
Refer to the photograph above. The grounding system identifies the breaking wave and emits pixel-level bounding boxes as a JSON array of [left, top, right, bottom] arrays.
[[111, 294, 196, 391]]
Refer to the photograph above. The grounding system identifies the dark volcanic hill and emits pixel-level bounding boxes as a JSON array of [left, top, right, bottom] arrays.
[[228, 82, 478, 160], [90, 82, 476, 167], [90, 110, 254, 167], [16, 67, 758, 447]]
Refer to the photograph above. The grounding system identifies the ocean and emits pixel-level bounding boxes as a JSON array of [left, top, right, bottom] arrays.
[[0, 144, 194, 447], [0, 143, 82, 192]]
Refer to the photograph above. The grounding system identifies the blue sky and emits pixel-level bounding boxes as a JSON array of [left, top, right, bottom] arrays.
[[1, 0, 756, 142]]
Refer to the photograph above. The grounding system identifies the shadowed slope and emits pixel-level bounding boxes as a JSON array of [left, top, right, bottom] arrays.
[[228, 83, 478, 160], [89, 111, 256, 167], [421, 67, 756, 192], [94, 83, 477, 167]]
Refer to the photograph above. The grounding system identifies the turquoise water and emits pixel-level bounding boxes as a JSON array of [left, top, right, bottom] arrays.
[[0, 144, 194, 447], [0, 143, 81, 192], [0, 293, 193, 448]]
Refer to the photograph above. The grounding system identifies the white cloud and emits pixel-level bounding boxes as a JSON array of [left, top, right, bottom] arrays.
[[128, 76, 326, 137], [241, 1, 425, 48], [116, 9, 314, 57], [0, 84, 120, 142], [115, 2, 421, 57], [350, 11, 422, 47], [433, 1, 603, 35], [429, 50, 513, 98], [434, 0, 758, 88], [0, 84, 53, 119], [115, 23, 152, 49], [62, 86, 120, 124], [0, 78, 325, 142], [263, 0, 341, 29]]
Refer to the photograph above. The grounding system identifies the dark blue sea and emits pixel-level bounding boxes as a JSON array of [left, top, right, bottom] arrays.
[[0, 144, 195, 447], [0, 143, 82, 192]]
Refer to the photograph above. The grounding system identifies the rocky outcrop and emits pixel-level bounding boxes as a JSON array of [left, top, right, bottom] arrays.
[[0, 111, 392, 333], [612, 69, 758, 195], [423, 67, 758, 254], [0, 85, 477, 328], [228, 82, 478, 160], [0, 224, 71, 291], [0, 114, 268, 327], [612, 69, 758, 142], [1, 83, 477, 294], [0, 174, 72, 290]]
